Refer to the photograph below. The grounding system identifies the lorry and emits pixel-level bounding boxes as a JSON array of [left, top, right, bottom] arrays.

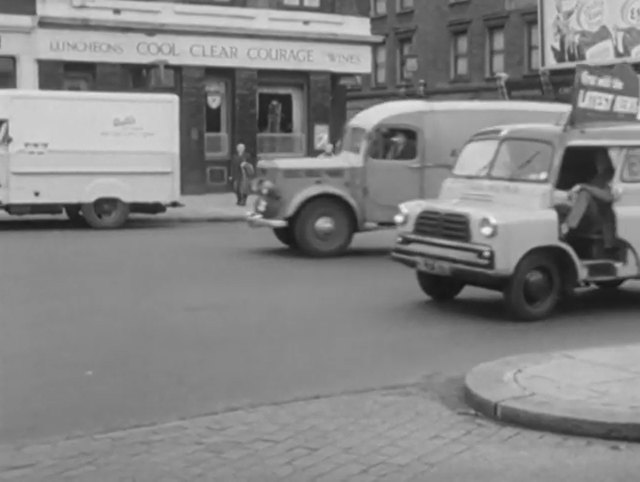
[[247, 99, 571, 257], [390, 121, 640, 321], [0, 90, 181, 228]]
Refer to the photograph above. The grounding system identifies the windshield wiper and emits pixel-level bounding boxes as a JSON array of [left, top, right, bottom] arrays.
[[470, 161, 493, 177], [511, 151, 541, 178]]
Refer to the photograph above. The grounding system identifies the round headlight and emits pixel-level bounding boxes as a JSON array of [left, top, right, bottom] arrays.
[[479, 217, 498, 238], [394, 205, 409, 226], [260, 180, 275, 196]]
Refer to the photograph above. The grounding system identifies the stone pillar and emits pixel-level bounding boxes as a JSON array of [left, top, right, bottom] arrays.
[[180, 67, 207, 194], [234, 69, 258, 161]]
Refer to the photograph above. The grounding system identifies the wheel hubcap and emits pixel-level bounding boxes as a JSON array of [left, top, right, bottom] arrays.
[[523, 268, 552, 305], [95, 200, 119, 219], [314, 216, 336, 237]]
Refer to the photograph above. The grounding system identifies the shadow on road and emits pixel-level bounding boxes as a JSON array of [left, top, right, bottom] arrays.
[[0, 219, 185, 232], [246, 247, 393, 259], [412, 285, 640, 323]]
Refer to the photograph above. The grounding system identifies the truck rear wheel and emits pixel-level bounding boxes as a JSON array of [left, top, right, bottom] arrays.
[[417, 272, 465, 301], [292, 198, 354, 257], [65, 206, 87, 227], [82, 198, 130, 229], [503, 252, 561, 322], [273, 227, 297, 248]]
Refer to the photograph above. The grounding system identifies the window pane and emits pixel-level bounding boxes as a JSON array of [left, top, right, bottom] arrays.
[[491, 53, 505, 74], [456, 57, 468, 76], [0, 57, 16, 89], [375, 0, 386, 14], [456, 34, 468, 54], [376, 66, 386, 83], [491, 29, 504, 50], [529, 23, 539, 47], [376, 45, 386, 62], [529, 48, 540, 71]]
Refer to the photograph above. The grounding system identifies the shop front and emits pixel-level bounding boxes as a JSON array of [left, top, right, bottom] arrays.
[[35, 28, 372, 194]]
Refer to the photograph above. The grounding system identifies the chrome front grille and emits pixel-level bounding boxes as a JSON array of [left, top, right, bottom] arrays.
[[413, 210, 471, 242]]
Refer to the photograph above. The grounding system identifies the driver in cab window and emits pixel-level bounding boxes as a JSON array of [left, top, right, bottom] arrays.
[[385, 132, 416, 160]]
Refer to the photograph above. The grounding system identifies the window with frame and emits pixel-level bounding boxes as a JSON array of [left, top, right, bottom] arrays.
[[0, 57, 16, 89], [526, 22, 540, 72], [62, 63, 96, 91], [256, 85, 306, 157], [373, 44, 387, 85], [204, 79, 230, 160], [451, 31, 469, 78], [281, 0, 320, 8], [398, 38, 413, 83], [622, 148, 640, 182], [487, 27, 505, 77], [396, 0, 414, 11], [126, 65, 177, 90], [368, 127, 418, 161], [372, 0, 387, 16]]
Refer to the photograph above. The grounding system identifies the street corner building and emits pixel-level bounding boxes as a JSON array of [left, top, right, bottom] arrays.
[[30, 0, 377, 194]]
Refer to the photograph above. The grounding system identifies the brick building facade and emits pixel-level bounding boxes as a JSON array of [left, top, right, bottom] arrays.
[[35, 0, 376, 194], [347, 0, 575, 119]]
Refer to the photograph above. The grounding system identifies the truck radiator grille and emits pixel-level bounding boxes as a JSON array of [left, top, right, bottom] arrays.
[[413, 210, 470, 242]]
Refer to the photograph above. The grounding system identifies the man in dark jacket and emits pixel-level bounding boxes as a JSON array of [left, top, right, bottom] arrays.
[[229, 143, 254, 206]]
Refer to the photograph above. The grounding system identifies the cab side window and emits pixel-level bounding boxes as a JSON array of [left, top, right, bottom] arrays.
[[369, 128, 418, 161], [621, 148, 640, 182]]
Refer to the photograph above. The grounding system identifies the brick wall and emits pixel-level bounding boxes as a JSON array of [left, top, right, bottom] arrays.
[[181, 67, 207, 194], [351, 0, 546, 107], [234, 69, 258, 162], [308, 73, 331, 152]]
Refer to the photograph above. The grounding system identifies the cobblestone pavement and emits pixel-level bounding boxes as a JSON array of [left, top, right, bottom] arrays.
[[1, 380, 638, 482]]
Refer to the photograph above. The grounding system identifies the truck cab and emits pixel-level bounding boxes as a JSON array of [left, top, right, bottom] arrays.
[[391, 122, 640, 321], [247, 99, 570, 257]]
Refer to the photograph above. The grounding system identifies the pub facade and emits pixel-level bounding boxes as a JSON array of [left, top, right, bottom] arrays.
[[35, 0, 376, 194]]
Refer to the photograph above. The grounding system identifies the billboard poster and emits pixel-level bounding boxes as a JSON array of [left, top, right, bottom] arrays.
[[568, 62, 640, 126], [541, 0, 640, 69]]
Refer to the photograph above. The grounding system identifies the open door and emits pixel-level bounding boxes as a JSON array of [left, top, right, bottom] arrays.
[[613, 147, 640, 251], [363, 125, 423, 224]]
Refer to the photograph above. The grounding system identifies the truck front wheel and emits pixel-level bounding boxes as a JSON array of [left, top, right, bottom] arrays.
[[503, 252, 561, 322], [292, 198, 354, 257], [417, 272, 465, 301], [273, 227, 297, 249], [82, 198, 130, 229]]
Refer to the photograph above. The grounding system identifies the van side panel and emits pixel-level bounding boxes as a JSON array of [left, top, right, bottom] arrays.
[[6, 92, 180, 205]]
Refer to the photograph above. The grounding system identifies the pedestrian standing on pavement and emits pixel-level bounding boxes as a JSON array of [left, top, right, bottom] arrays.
[[229, 143, 255, 206]]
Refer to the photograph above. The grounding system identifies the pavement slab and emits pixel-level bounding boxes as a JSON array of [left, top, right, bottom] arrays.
[[1, 384, 639, 482], [465, 344, 640, 442]]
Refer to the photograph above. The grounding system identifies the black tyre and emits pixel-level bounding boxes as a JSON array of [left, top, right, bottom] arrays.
[[504, 252, 561, 322], [417, 272, 465, 302], [82, 198, 130, 229], [65, 206, 87, 227], [292, 198, 354, 257], [595, 280, 625, 290], [273, 227, 297, 248]]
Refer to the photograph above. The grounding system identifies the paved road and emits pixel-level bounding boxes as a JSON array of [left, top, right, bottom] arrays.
[[2, 219, 640, 446]]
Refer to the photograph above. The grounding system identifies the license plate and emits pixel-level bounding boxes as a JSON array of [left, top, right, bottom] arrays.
[[416, 258, 451, 276]]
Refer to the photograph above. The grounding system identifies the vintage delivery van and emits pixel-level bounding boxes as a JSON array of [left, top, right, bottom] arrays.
[[390, 121, 640, 321], [247, 99, 570, 257], [0, 90, 181, 228]]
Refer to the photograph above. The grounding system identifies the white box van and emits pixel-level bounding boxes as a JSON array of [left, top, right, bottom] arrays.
[[0, 90, 181, 228]]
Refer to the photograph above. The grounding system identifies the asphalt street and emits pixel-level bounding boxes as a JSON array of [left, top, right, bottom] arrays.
[[2, 219, 640, 446]]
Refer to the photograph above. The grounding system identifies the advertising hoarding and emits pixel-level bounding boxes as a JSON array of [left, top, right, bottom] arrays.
[[541, 0, 640, 69]]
